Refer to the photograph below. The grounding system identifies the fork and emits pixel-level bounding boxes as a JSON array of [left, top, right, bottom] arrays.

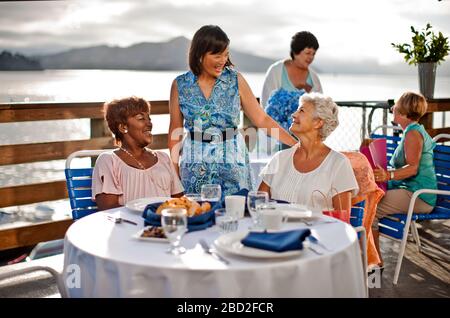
[[199, 239, 230, 265], [301, 219, 337, 226], [308, 235, 332, 252], [106, 215, 138, 225], [307, 245, 323, 255]]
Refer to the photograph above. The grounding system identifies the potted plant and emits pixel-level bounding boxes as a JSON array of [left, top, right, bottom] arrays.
[[392, 23, 449, 99]]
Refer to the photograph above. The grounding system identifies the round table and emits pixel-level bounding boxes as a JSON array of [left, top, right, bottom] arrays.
[[63, 206, 366, 297]]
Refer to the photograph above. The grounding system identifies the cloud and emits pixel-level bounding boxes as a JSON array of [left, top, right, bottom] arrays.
[[0, 0, 449, 64]]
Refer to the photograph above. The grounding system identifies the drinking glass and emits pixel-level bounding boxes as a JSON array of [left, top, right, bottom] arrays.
[[214, 208, 238, 234], [247, 191, 269, 229], [185, 193, 202, 202], [161, 208, 188, 255], [201, 184, 222, 202], [255, 199, 278, 230]]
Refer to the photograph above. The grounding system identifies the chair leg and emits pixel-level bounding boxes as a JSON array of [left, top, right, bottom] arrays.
[[354, 226, 368, 297], [393, 223, 410, 285], [0, 266, 67, 298], [410, 221, 421, 251]]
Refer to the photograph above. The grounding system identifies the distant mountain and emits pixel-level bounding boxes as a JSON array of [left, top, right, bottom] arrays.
[[3, 36, 450, 76], [315, 57, 450, 76], [36, 36, 275, 72], [0, 51, 43, 70]]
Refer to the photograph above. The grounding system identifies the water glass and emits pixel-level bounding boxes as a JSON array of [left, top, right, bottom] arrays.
[[214, 208, 238, 234], [201, 184, 222, 202], [161, 208, 188, 255], [247, 191, 269, 229], [185, 193, 202, 202], [255, 199, 278, 229]]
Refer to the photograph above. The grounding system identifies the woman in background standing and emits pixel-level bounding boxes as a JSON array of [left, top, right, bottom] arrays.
[[261, 31, 323, 109], [260, 31, 323, 151]]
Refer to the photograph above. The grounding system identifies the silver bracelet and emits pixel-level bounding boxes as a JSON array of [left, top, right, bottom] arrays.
[[390, 171, 395, 180]]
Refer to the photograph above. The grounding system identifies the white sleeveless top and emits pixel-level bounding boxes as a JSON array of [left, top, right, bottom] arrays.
[[260, 146, 358, 211]]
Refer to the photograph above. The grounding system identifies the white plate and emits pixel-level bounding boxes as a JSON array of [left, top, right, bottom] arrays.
[[214, 231, 303, 259], [132, 226, 168, 243], [126, 197, 170, 213], [276, 203, 317, 220]]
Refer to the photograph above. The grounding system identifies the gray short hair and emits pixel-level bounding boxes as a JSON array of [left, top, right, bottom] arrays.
[[300, 93, 339, 140]]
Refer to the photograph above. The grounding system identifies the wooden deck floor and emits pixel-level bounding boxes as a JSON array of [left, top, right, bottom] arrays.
[[369, 219, 450, 298]]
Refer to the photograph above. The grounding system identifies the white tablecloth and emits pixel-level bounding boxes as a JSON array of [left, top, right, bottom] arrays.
[[63, 207, 366, 298]]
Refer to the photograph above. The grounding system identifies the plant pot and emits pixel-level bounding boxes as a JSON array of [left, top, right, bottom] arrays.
[[418, 62, 437, 99]]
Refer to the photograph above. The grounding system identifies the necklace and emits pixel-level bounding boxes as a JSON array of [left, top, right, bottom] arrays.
[[120, 147, 146, 170]]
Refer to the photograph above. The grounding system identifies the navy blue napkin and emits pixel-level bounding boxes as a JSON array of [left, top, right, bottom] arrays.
[[241, 229, 311, 252]]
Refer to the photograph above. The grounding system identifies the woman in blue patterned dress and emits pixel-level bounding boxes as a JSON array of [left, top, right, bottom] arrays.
[[168, 25, 297, 196]]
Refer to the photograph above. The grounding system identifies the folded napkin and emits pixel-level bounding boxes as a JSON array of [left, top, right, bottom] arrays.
[[241, 229, 311, 252]]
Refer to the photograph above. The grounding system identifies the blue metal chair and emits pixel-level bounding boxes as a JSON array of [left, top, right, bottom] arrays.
[[351, 202, 368, 296], [351, 201, 365, 228], [370, 127, 450, 284], [65, 149, 113, 220], [369, 125, 403, 165]]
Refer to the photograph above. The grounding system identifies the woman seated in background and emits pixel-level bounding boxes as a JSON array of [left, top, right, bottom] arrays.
[[92, 96, 184, 211], [372, 91, 437, 268], [259, 93, 358, 212]]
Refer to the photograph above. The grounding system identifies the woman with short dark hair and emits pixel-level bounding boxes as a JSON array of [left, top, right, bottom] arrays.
[[260, 31, 323, 152], [168, 25, 297, 196], [261, 31, 323, 109], [92, 96, 184, 211]]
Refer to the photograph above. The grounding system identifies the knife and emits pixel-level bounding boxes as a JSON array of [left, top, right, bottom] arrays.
[[199, 239, 230, 265]]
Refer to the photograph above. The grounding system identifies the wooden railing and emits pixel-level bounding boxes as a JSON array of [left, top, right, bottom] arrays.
[[0, 101, 173, 250], [0, 98, 449, 251]]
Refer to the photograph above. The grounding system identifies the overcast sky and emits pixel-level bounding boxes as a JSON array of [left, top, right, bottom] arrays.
[[1, 0, 449, 65]]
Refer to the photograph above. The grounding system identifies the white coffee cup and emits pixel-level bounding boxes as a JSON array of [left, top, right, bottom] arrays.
[[225, 195, 246, 219], [260, 209, 288, 230]]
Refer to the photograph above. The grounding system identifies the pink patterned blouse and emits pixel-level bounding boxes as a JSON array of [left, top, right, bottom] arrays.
[[92, 150, 184, 205]]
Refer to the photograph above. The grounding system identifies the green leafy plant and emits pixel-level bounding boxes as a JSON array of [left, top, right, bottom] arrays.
[[392, 23, 449, 65]]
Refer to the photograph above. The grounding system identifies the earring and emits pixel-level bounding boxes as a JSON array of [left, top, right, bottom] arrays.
[[124, 129, 128, 133]]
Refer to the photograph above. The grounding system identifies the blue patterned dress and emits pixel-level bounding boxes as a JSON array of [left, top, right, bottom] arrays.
[[176, 67, 253, 196]]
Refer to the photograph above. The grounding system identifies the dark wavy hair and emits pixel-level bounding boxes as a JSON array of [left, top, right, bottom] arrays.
[[189, 25, 233, 76], [290, 31, 319, 59], [103, 96, 150, 144]]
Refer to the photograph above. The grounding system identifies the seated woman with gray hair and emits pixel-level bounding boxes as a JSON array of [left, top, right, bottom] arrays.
[[259, 93, 358, 212]]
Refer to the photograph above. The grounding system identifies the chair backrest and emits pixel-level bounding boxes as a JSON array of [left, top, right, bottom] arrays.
[[432, 134, 450, 212], [65, 149, 113, 220], [351, 202, 365, 227], [370, 130, 450, 214], [369, 125, 403, 165]]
